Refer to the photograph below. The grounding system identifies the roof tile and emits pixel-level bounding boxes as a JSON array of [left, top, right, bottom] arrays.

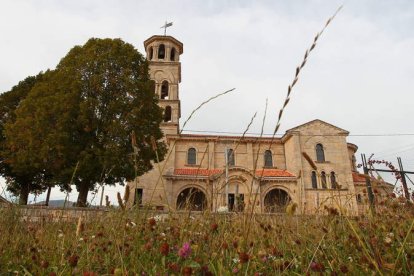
[[256, 169, 295, 177], [173, 168, 295, 177], [353, 172, 367, 182]]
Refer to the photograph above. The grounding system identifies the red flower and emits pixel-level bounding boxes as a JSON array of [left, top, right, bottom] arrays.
[[168, 262, 180, 272], [68, 255, 79, 267], [148, 218, 156, 226], [239, 252, 249, 264], [83, 272, 98, 276], [310, 261, 324, 272], [160, 242, 169, 256], [182, 267, 192, 276], [233, 240, 238, 249], [40, 260, 49, 269]]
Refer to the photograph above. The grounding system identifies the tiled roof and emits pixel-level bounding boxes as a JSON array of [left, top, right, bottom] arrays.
[[352, 172, 367, 182], [174, 168, 223, 176], [256, 169, 295, 177], [173, 168, 295, 178]]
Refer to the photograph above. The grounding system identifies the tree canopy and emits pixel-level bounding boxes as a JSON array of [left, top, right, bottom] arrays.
[[2, 38, 166, 206], [0, 73, 50, 204]]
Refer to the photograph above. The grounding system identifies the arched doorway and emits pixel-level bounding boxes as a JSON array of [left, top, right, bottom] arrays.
[[176, 187, 207, 211], [264, 188, 291, 213]]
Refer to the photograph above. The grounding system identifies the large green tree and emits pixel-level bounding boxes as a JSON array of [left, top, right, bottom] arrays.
[[0, 73, 51, 204], [4, 38, 166, 206]]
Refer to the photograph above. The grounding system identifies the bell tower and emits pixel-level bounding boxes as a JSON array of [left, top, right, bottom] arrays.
[[144, 35, 183, 135]]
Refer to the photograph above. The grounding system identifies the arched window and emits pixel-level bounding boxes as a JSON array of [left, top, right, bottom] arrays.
[[149, 47, 153, 60], [356, 194, 362, 204], [227, 149, 235, 166], [316, 144, 325, 162], [158, 44, 165, 59], [170, 47, 176, 61], [264, 150, 273, 167], [321, 171, 327, 189], [311, 171, 317, 189], [161, 81, 169, 99], [187, 148, 196, 165], [164, 106, 172, 122], [330, 171, 337, 189]]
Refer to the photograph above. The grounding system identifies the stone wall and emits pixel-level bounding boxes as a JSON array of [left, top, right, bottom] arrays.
[[0, 205, 109, 222]]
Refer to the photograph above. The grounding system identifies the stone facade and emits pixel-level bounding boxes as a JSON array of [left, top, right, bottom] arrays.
[[126, 35, 392, 215]]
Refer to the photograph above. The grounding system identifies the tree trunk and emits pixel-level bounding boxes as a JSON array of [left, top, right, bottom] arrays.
[[19, 183, 29, 205], [45, 186, 52, 206], [76, 185, 89, 207]]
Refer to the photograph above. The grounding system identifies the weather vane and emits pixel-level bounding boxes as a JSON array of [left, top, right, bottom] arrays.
[[160, 21, 173, 36]]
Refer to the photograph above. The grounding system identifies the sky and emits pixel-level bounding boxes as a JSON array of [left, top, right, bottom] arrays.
[[0, 0, 413, 204]]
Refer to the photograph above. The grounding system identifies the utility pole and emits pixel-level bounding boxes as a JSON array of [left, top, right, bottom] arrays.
[[397, 157, 410, 200], [362, 154, 414, 204], [362, 154, 375, 213]]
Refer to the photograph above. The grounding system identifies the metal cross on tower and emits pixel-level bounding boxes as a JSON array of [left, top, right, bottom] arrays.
[[160, 21, 173, 36]]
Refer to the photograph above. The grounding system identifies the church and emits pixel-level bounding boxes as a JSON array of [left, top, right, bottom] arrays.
[[126, 34, 392, 214]]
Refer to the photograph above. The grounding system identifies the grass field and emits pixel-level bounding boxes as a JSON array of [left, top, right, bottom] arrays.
[[1, 197, 413, 275]]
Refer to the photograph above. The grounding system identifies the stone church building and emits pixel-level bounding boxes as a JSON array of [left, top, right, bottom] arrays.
[[126, 35, 392, 214]]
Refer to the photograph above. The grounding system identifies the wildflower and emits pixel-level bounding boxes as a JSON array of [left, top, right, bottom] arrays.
[[160, 242, 169, 256], [310, 261, 324, 272], [232, 267, 239, 273], [210, 223, 218, 232], [83, 272, 97, 276], [178, 242, 191, 258], [232, 257, 240, 264], [40, 260, 49, 269], [232, 240, 238, 249], [340, 265, 349, 273], [239, 252, 249, 264], [125, 220, 136, 228], [182, 267, 192, 276], [384, 236, 392, 245], [68, 255, 79, 267], [144, 241, 153, 251], [168, 262, 180, 272], [148, 218, 156, 226]]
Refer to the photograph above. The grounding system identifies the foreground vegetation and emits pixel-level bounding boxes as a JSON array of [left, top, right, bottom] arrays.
[[1, 197, 414, 275]]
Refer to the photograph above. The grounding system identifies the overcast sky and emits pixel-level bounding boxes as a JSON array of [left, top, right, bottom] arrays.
[[1, 0, 413, 204]]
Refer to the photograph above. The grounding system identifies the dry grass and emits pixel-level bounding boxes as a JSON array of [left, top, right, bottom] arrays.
[[0, 198, 414, 275]]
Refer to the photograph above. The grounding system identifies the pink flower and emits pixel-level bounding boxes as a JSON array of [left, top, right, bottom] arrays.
[[178, 242, 191, 258]]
